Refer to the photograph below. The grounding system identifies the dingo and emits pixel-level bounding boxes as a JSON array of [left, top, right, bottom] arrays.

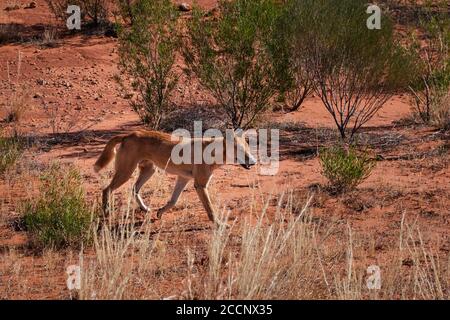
[[94, 130, 256, 225]]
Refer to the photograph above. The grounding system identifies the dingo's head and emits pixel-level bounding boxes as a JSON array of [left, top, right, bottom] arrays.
[[230, 130, 257, 170]]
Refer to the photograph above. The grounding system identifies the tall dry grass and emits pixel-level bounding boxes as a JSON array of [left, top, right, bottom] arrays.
[[78, 170, 173, 300], [79, 209, 164, 299], [183, 191, 329, 299], [3, 51, 30, 124], [71, 186, 450, 300], [431, 91, 450, 131], [182, 192, 449, 300]]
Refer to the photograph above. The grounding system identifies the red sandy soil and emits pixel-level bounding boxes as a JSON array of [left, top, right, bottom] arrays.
[[0, 1, 449, 299]]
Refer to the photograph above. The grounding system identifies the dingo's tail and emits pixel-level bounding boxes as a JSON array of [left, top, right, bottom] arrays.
[[94, 135, 127, 173]]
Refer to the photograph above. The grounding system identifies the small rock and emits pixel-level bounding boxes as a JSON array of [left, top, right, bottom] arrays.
[[402, 258, 414, 267], [33, 93, 43, 99], [178, 3, 191, 12], [5, 4, 20, 11], [24, 1, 36, 9], [36, 78, 46, 85]]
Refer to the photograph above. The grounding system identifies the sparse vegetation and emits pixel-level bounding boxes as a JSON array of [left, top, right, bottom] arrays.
[[43, 102, 92, 135], [285, 0, 414, 141], [22, 164, 93, 249], [190, 194, 319, 299], [117, 0, 179, 130], [40, 28, 59, 47], [0, 131, 24, 175], [79, 211, 164, 299], [406, 0, 450, 130], [0, 24, 20, 44], [183, 0, 279, 129], [319, 145, 375, 193], [0, 5, 19, 44], [3, 52, 30, 124], [45, 0, 110, 26], [432, 91, 450, 130], [115, 0, 135, 25], [184, 192, 449, 300], [268, 1, 313, 112]]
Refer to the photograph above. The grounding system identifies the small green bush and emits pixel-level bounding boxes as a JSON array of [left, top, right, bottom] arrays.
[[284, 0, 415, 141], [0, 132, 24, 174], [268, 0, 313, 112], [183, 0, 280, 129], [22, 164, 92, 249], [407, 0, 450, 128], [319, 145, 375, 193], [45, 0, 109, 26], [432, 91, 450, 131], [117, 0, 179, 130]]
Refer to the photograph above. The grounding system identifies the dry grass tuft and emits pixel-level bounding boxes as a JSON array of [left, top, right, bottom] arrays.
[[3, 52, 30, 123], [79, 207, 165, 299], [431, 91, 450, 131], [40, 28, 59, 48]]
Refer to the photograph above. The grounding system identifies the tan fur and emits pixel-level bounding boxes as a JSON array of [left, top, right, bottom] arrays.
[[95, 130, 255, 225], [94, 135, 127, 173]]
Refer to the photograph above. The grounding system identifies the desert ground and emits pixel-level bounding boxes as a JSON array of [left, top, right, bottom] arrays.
[[0, 0, 449, 299]]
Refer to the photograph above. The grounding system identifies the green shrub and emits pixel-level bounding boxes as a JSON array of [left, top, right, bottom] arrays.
[[432, 91, 450, 131], [183, 0, 280, 129], [45, 0, 109, 26], [285, 0, 414, 141], [268, 1, 313, 112], [22, 164, 92, 249], [319, 145, 375, 193], [406, 0, 450, 127], [117, 0, 179, 130], [0, 131, 24, 174]]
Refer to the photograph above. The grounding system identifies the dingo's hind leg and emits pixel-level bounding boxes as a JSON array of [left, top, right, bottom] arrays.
[[157, 177, 190, 219], [133, 161, 155, 212], [102, 152, 138, 215]]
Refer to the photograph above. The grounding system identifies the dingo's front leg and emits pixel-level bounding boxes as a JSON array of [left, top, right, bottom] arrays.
[[133, 161, 155, 212], [157, 177, 190, 219], [194, 183, 225, 227]]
